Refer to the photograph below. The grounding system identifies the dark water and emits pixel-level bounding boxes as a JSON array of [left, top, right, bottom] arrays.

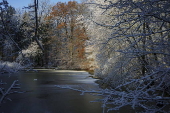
[[0, 70, 138, 113], [0, 70, 106, 113]]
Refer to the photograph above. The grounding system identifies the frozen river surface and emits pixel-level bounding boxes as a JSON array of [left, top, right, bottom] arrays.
[[0, 70, 105, 113]]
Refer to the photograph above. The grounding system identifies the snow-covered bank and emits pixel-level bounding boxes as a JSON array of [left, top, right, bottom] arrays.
[[0, 61, 24, 74]]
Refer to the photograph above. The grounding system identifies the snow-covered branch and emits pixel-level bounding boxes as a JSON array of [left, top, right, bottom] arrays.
[[0, 80, 23, 105], [83, 0, 170, 112], [56, 67, 170, 112]]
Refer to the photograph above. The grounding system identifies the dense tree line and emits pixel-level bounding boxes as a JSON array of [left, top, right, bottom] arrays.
[[0, 0, 90, 70], [43, 1, 89, 69]]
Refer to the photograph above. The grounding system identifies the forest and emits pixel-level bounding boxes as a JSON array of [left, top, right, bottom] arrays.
[[0, 0, 170, 112]]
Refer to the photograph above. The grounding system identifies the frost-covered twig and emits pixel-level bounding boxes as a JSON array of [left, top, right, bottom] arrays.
[[55, 68, 170, 113], [0, 80, 21, 105]]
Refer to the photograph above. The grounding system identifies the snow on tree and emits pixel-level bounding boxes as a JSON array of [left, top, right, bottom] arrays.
[[0, 0, 25, 106], [80, 0, 170, 112], [16, 41, 42, 67]]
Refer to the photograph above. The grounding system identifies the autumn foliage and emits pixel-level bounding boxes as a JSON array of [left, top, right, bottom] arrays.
[[45, 1, 89, 69]]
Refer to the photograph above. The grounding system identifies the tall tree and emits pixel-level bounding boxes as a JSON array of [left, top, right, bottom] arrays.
[[45, 1, 89, 69], [0, 0, 21, 61]]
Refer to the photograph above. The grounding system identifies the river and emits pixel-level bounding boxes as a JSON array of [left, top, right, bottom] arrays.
[[1, 69, 139, 113], [0, 69, 107, 113]]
